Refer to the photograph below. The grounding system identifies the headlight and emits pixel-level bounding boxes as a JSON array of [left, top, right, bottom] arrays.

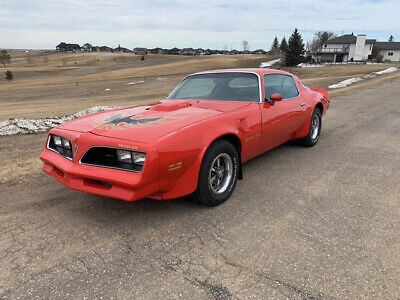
[[80, 147, 146, 172], [116, 149, 146, 170], [62, 138, 71, 149], [53, 135, 62, 146], [48, 134, 73, 159], [132, 152, 146, 165], [116, 149, 133, 163]]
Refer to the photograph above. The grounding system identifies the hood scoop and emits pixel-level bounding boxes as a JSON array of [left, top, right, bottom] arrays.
[[150, 101, 191, 112]]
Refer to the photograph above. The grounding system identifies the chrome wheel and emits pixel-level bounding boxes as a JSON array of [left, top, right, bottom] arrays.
[[310, 114, 320, 141], [208, 153, 233, 194]]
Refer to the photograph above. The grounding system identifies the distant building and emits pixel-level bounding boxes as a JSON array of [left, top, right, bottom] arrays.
[[148, 47, 164, 54], [374, 42, 400, 62], [56, 42, 81, 52], [133, 47, 148, 55], [182, 48, 196, 55], [82, 43, 92, 52], [253, 49, 266, 54], [195, 48, 205, 55], [317, 34, 376, 62], [99, 46, 113, 52], [167, 47, 181, 55], [114, 44, 131, 53]]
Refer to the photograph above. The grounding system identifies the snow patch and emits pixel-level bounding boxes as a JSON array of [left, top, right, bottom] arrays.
[[329, 77, 363, 89], [127, 80, 144, 85], [260, 59, 280, 68], [0, 106, 114, 136], [375, 67, 397, 75], [297, 63, 326, 68], [328, 67, 398, 89]]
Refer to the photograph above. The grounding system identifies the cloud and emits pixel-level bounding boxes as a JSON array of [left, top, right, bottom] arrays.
[[1, 0, 399, 49]]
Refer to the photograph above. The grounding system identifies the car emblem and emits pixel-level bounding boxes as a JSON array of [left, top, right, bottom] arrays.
[[74, 144, 79, 155]]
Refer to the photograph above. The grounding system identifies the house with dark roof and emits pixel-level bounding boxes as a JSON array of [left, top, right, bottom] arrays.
[[114, 45, 131, 53], [133, 47, 148, 55], [148, 47, 164, 54], [82, 43, 93, 52], [56, 42, 81, 52], [99, 46, 113, 52], [374, 42, 400, 62], [317, 34, 376, 62], [167, 47, 181, 55], [253, 49, 266, 54]]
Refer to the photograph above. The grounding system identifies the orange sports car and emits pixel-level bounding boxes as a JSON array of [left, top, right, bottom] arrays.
[[40, 68, 330, 206]]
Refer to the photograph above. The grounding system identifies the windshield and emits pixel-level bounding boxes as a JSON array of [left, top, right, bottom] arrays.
[[168, 72, 260, 102]]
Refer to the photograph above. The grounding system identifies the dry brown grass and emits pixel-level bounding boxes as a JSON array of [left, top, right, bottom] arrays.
[[1, 51, 398, 120]]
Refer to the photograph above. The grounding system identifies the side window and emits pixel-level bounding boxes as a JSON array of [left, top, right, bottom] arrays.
[[264, 74, 299, 101]]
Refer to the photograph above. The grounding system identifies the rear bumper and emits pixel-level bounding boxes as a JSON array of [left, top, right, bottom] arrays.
[[40, 130, 161, 202]]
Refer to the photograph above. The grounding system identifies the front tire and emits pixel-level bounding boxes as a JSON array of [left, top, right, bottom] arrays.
[[299, 107, 322, 147], [192, 140, 239, 206]]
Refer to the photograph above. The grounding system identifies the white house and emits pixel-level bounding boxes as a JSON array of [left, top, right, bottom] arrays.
[[374, 42, 400, 62], [317, 34, 376, 62]]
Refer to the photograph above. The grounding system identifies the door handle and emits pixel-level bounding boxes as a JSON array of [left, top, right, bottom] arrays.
[[300, 103, 306, 107]]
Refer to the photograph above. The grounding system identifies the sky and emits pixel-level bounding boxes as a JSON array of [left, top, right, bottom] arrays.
[[1, 0, 400, 50]]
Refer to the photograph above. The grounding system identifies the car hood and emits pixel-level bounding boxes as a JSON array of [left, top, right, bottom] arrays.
[[58, 100, 250, 143]]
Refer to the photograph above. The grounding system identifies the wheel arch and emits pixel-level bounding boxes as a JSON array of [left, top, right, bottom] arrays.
[[315, 102, 324, 114]]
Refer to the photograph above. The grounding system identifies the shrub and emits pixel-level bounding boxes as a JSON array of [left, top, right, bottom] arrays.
[[5, 70, 14, 81]]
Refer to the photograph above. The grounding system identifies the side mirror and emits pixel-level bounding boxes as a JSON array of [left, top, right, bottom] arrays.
[[270, 93, 283, 102]]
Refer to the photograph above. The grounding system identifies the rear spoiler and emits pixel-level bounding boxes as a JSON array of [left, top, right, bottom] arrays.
[[309, 87, 330, 102]]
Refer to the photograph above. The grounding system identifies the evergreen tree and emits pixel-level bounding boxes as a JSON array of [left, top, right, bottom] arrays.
[[5, 70, 14, 81], [270, 36, 279, 54], [388, 35, 394, 42], [279, 37, 288, 53], [285, 29, 305, 66]]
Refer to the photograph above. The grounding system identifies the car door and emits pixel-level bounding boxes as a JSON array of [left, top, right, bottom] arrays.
[[259, 74, 308, 152]]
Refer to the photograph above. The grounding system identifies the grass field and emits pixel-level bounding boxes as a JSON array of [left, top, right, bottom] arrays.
[[0, 50, 399, 188], [1, 50, 399, 121]]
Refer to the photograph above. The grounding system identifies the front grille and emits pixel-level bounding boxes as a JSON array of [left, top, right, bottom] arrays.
[[48, 134, 73, 160], [80, 147, 142, 172]]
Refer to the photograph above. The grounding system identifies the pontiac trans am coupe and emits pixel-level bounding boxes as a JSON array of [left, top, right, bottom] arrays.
[[40, 68, 330, 206]]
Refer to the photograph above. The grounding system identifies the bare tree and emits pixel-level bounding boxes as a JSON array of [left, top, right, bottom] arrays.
[[310, 31, 337, 53], [242, 40, 249, 52], [0, 49, 11, 68]]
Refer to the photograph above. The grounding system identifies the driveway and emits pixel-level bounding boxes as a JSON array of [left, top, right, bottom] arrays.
[[1, 78, 399, 299]]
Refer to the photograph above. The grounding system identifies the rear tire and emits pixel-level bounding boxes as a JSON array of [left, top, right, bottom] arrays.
[[192, 140, 239, 206], [299, 107, 322, 147]]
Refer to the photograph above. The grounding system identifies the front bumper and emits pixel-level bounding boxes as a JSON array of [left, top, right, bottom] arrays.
[[40, 129, 160, 202]]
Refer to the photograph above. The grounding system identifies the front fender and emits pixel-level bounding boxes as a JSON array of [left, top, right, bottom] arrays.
[[155, 119, 243, 200]]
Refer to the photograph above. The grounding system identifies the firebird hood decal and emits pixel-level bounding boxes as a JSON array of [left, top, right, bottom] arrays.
[[97, 114, 164, 130], [58, 100, 250, 143], [108, 115, 163, 125]]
